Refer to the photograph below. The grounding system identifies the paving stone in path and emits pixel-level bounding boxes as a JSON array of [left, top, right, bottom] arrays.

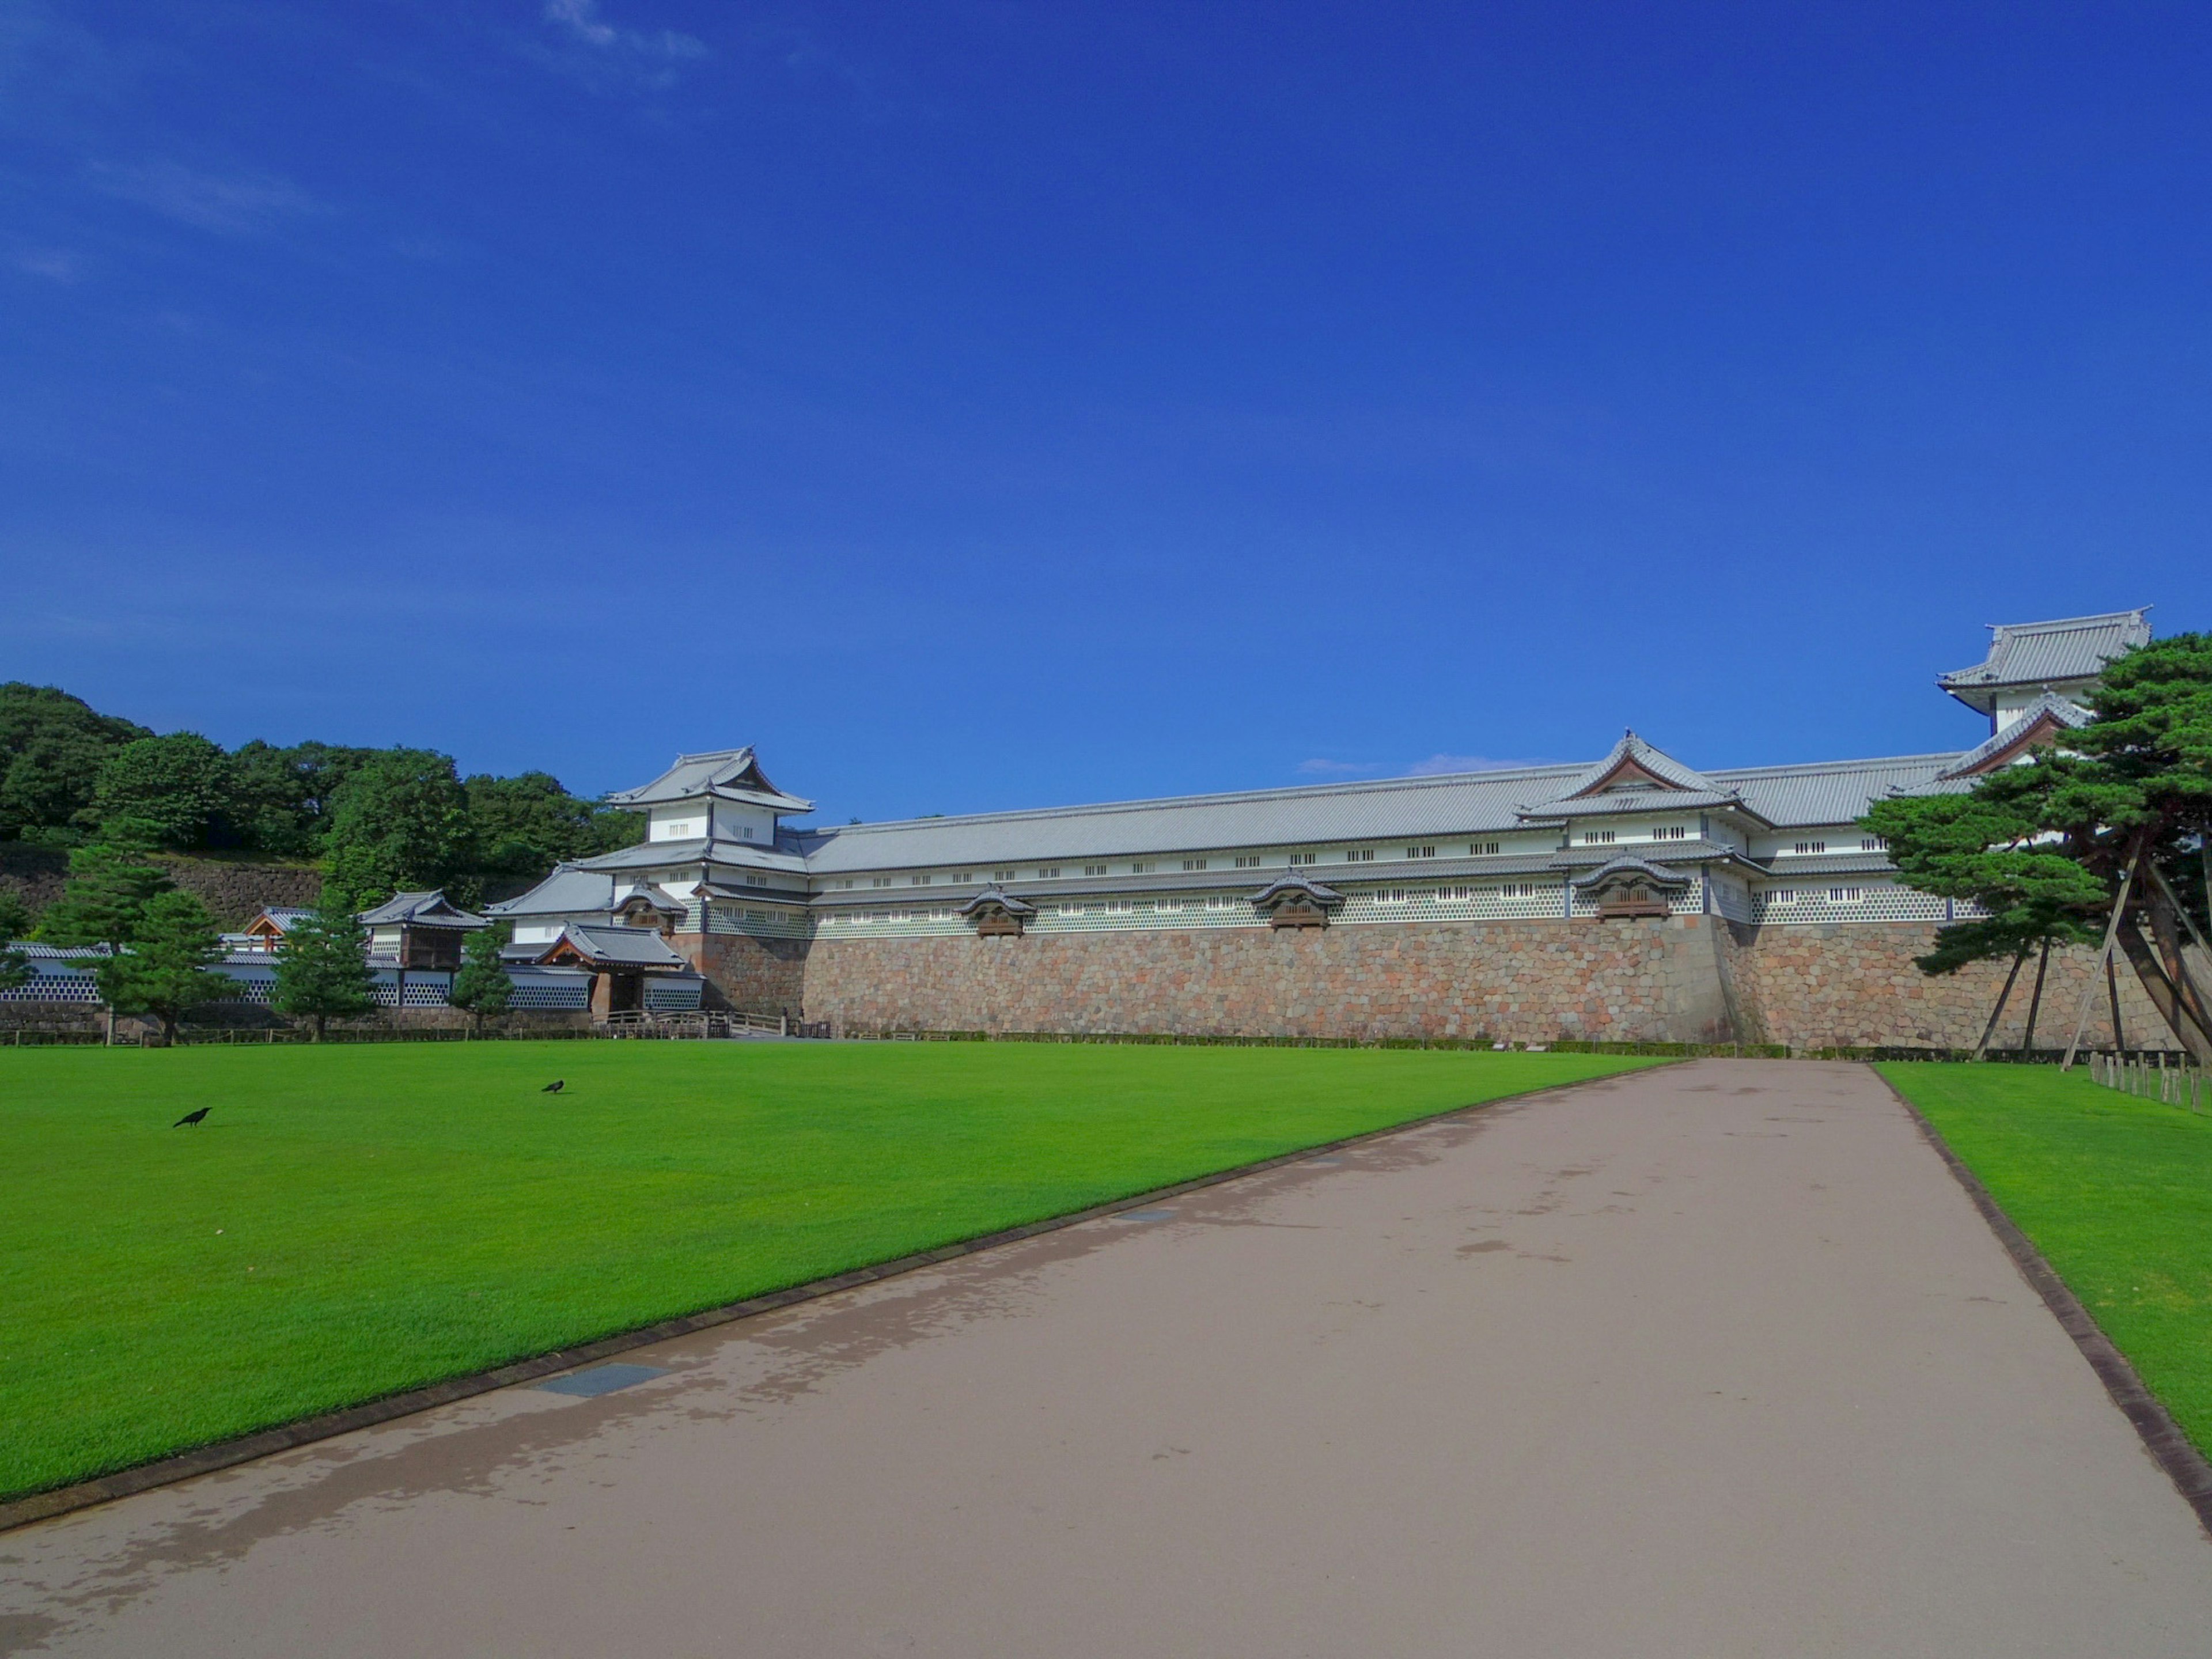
[[6, 1060, 2210, 1657]]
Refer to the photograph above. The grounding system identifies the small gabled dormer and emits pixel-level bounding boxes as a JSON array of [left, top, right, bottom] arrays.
[[1517, 732, 1770, 846]]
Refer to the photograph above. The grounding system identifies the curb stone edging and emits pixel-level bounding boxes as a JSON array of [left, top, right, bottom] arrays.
[[1876, 1068, 2212, 1539], [0, 1061, 1668, 1535]]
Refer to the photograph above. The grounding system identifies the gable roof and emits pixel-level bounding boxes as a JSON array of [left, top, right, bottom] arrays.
[[1251, 872, 1346, 910], [1936, 691, 2092, 780], [604, 747, 815, 815], [956, 884, 1037, 918], [1516, 732, 1764, 824], [1939, 610, 2150, 711], [1569, 855, 1694, 892], [356, 891, 489, 929], [538, 923, 692, 969], [245, 907, 316, 934], [485, 866, 699, 920]]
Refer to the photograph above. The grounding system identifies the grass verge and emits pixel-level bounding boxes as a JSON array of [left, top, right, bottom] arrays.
[[1878, 1062, 2212, 1459], [1, 1041, 1657, 1499]]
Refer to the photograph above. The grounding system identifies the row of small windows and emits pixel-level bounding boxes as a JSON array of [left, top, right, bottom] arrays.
[[821, 882, 1567, 925], [834, 831, 1874, 890], [1764, 888, 1866, 905], [839, 842, 1531, 886]]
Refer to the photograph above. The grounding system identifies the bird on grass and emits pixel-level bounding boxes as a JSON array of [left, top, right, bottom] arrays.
[[173, 1108, 210, 1127], [541, 1080, 565, 1094]]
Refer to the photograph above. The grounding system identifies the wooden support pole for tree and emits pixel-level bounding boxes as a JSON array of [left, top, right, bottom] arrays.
[[2108, 951, 2127, 1055], [2141, 860, 2212, 1041], [2062, 843, 2143, 1071], [1975, 943, 2031, 1060], [2019, 938, 2052, 1057], [2116, 918, 2212, 1067]]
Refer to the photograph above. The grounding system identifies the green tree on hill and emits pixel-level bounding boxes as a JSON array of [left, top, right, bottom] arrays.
[[321, 749, 476, 913], [446, 925, 513, 1035], [0, 683, 150, 844], [270, 904, 377, 1041], [90, 733, 241, 850], [229, 740, 381, 857], [100, 891, 228, 1046], [1865, 631, 2212, 1060], [464, 771, 639, 884]]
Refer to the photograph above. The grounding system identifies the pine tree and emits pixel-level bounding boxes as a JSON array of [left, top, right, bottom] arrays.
[[270, 904, 376, 1041], [100, 891, 227, 1046], [33, 830, 173, 952], [446, 926, 512, 1035], [35, 830, 175, 1043], [1865, 631, 2212, 1060]]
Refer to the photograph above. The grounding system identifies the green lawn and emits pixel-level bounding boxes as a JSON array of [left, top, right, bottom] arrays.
[[1879, 1062, 2212, 1459], [0, 1041, 1657, 1499]]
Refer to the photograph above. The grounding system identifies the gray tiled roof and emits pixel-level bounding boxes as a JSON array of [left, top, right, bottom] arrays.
[[1547, 838, 1752, 870], [485, 868, 697, 919], [1567, 855, 1694, 891], [357, 891, 489, 929], [569, 837, 810, 878], [1522, 731, 1732, 809], [1251, 872, 1346, 907], [604, 747, 815, 815], [793, 765, 1588, 874], [1717, 755, 1961, 825], [1940, 611, 2150, 694], [791, 751, 1962, 877], [547, 923, 692, 969], [1935, 691, 2092, 779], [957, 884, 1036, 918], [1761, 851, 1898, 877], [1520, 788, 1745, 820]]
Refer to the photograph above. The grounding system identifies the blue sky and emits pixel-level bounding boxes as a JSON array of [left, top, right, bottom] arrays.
[[2, 2, 2207, 823]]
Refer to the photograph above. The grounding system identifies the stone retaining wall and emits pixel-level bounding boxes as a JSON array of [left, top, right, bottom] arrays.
[[685, 933, 808, 1016], [0, 845, 321, 930], [1731, 925, 2166, 1051], [800, 917, 2182, 1051], [804, 916, 1745, 1043]]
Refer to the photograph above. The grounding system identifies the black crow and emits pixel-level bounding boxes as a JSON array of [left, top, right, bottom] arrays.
[[173, 1108, 210, 1127], [541, 1080, 565, 1094]]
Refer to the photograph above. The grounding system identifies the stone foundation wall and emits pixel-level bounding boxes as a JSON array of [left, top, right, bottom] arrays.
[[0, 846, 321, 930], [800, 917, 2185, 1051], [803, 916, 1747, 1043], [683, 932, 808, 1016], [1731, 925, 2171, 1051]]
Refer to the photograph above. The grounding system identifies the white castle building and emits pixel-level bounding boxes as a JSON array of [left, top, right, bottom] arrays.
[[485, 610, 2157, 1046]]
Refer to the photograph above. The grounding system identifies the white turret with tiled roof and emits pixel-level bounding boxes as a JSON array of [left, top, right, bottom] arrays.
[[1938, 609, 2150, 730]]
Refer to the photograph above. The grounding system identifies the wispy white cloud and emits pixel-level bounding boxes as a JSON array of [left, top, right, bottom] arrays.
[[1297, 758, 1382, 778], [88, 160, 323, 234], [13, 247, 82, 281], [537, 0, 707, 88]]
